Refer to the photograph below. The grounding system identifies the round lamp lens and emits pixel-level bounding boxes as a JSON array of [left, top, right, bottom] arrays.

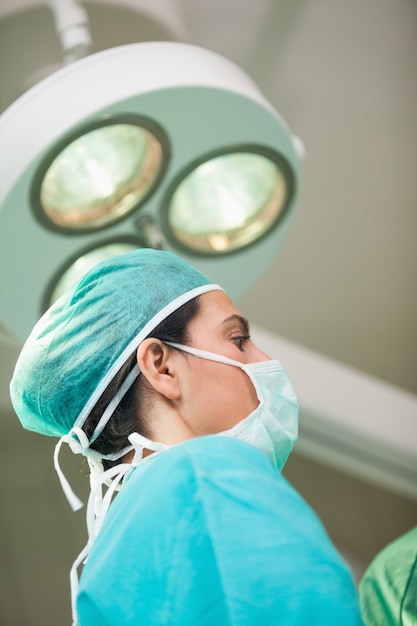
[[166, 151, 290, 253], [47, 242, 140, 307], [40, 124, 163, 230]]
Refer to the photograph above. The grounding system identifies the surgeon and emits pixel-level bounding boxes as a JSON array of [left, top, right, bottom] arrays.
[[10, 249, 364, 626], [359, 525, 417, 625]]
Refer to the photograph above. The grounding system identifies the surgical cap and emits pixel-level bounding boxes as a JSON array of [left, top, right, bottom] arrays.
[[10, 249, 219, 439]]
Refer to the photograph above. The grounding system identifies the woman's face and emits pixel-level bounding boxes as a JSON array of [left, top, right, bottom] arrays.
[[176, 290, 271, 436]]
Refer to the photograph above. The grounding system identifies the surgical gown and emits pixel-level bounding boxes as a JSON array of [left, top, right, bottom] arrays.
[[359, 525, 417, 626], [77, 436, 363, 625]]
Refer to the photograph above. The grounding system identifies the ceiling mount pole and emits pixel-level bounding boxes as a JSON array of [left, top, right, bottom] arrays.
[[46, 0, 92, 63]]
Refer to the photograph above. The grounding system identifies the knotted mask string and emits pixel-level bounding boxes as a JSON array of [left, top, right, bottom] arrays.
[[54, 429, 135, 625], [53, 428, 92, 511], [54, 427, 171, 625]]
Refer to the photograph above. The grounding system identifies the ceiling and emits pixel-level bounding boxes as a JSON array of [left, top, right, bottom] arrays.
[[0, 3, 416, 622]]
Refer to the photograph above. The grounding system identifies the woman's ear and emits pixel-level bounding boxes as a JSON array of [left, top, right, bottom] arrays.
[[136, 339, 181, 400]]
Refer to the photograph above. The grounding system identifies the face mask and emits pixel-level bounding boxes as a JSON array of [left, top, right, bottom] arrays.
[[165, 343, 299, 471]]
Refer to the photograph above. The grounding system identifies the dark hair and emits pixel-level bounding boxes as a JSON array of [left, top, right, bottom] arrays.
[[83, 295, 201, 469]]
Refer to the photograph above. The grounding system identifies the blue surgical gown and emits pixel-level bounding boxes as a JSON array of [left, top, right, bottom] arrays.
[[77, 436, 363, 625]]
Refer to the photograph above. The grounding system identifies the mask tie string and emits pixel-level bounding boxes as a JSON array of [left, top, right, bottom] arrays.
[[55, 429, 170, 625], [54, 427, 136, 510], [128, 431, 170, 456], [53, 428, 92, 511], [69, 460, 136, 625]]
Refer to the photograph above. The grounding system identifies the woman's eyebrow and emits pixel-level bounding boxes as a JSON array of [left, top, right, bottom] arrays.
[[221, 314, 250, 335]]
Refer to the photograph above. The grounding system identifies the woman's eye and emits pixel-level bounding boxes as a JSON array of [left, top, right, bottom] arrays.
[[232, 335, 250, 351]]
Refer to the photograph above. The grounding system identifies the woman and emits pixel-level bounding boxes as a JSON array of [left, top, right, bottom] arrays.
[[10, 249, 363, 625]]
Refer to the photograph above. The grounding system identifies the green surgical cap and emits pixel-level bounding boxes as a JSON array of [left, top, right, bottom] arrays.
[[10, 249, 218, 438]]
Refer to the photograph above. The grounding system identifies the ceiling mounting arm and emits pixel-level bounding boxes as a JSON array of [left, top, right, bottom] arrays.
[[47, 0, 93, 64]]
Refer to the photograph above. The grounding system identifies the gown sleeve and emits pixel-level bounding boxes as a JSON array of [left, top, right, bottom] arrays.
[[359, 525, 417, 626], [77, 435, 364, 626]]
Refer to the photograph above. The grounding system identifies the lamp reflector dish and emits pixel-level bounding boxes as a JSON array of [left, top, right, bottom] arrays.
[[38, 122, 164, 231], [165, 150, 291, 254], [45, 241, 141, 308]]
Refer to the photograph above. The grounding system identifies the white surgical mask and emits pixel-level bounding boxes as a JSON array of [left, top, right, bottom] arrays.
[[165, 343, 299, 471]]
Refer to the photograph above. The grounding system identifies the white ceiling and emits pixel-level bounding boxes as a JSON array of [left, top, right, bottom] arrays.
[[0, 1, 416, 403]]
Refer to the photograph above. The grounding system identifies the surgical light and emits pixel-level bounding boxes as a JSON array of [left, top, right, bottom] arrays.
[[163, 147, 292, 255], [43, 238, 143, 309], [0, 40, 304, 341], [32, 117, 168, 233]]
